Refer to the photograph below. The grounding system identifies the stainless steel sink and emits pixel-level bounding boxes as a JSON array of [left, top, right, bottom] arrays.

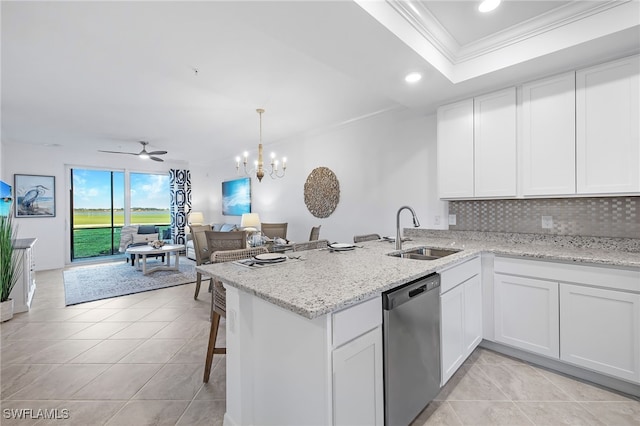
[[388, 247, 461, 260]]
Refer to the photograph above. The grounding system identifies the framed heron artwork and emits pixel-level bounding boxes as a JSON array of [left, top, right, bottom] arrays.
[[14, 174, 56, 218]]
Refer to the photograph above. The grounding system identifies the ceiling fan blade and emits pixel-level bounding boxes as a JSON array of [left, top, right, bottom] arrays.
[[147, 150, 167, 155], [98, 150, 137, 155], [150, 156, 164, 162]]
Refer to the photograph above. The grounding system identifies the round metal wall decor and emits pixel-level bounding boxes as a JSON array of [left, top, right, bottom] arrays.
[[304, 167, 340, 218]]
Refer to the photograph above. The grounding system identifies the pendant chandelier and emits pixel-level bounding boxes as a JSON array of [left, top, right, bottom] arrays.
[[235, 108, 287, 182]]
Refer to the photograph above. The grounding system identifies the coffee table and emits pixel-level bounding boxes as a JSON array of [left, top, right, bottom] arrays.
[[125, 244, 185, 275]]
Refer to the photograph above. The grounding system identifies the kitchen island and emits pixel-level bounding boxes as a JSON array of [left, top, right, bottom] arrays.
[[197, 231, 640, 425]]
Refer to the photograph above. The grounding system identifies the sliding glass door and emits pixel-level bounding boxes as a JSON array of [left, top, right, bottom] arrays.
[[70, 169, 124, 260], [70, 168, 170, 260]]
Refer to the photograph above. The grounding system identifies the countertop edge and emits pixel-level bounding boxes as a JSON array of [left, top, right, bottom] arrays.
[[198, 237, 640, 320]]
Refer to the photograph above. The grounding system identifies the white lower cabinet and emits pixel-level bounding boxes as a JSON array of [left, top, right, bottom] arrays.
[[493, 256, 640, 385], [224, 288, 383, 426], [494, 273, 559, 358], [560, 284, 640, 383], [440, 256, 482, 385], [464, 274, 483, 353], [332, 327, 383, 426], [9, 243, 36, 313], [441, 284, 465, 384]]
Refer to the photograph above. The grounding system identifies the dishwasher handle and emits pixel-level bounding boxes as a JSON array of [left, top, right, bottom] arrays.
[[383, 273, 440, 311], [408, 285, 426, 298]]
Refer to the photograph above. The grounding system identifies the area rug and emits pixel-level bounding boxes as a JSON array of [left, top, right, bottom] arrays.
[[63, 258, 197, 306]]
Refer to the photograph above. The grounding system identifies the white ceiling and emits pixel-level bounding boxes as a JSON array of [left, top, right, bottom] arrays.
[[2, 1, 639, 165]]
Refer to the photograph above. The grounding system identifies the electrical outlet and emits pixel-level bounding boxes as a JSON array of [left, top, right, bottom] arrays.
[[541, 215, 553, 229], [448, 214, 457, 225], [434, 215, 440, 225]]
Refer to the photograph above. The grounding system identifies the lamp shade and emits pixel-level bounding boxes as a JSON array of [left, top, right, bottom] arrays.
[[188, 211, 205, 225], [241, 213, 261, 230]]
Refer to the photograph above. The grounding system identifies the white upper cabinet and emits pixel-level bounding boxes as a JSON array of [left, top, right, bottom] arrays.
[[437, 99, 474, 198], [474, 87, 517, 197], [437, 89, 516, 199], [521, 72, 576, 196], [576, 55, 640, 194], [436, 55, 639, 200]]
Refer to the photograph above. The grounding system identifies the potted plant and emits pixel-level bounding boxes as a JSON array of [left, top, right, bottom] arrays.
[[0, 209, 22, 322]]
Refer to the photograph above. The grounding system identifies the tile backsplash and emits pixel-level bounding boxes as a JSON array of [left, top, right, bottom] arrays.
[[448, 197, 639, 238]]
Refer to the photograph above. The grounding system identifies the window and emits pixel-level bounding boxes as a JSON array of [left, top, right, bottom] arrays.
[[70, 168, 169, 260]]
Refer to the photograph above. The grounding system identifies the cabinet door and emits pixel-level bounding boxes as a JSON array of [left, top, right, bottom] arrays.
[[576, 55, 640, 194], [560, 284, 640, 383], [441, 284, 465, 385], [494, 273, 559, 358], [333, 327, 383, 426], [437, 99, 474, 198], [463, 274, 483, 355], [521, 72, 576, 195], [9, 248, 30, 313], [474, 87, 517, 197]]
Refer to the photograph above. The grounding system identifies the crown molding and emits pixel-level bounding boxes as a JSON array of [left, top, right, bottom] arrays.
[[387, 0, 460, 63], [456, 1, 631, 62], [356, 0, 639, 83]]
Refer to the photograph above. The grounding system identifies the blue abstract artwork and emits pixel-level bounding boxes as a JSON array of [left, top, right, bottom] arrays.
[[222, 177, 251, 216], [0, 180, 11, 217]]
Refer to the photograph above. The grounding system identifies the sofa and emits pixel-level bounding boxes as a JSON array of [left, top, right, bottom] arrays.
[[186, 223, 238, 260], [119, 225, 172, 264]]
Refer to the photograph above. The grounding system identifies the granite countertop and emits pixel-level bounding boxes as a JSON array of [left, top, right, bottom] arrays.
[[196, 231, 640, 320]]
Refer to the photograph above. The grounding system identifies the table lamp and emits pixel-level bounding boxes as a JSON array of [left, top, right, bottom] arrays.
[[241, 213, 262, 246], [240, 213, 261, 232], [188, 211, 205, 225]]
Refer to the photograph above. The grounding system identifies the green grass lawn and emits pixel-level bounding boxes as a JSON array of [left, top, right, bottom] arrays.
[[73, 209, 170, 227], [72, 209, 170, 258]]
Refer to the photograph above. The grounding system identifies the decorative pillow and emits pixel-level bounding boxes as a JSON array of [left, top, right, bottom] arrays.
[[118, 225, 139, 252], [137, 225, 157, 235], [162, 228, 171, 240], [219, 223, 238, 232], [132, 233, 155, 244]]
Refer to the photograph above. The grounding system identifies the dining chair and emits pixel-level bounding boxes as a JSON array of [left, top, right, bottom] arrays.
[[309, 225, 321, 241], [261, 222, 288, 240], [292, 239, 329, 252], [204, 246, 269, 383], [189, 224, 212, 300], [204, 230, 247, 253], [353, 233, 381, 243]]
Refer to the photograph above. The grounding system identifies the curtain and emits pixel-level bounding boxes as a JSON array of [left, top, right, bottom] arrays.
[[169, 169, 192, 245]]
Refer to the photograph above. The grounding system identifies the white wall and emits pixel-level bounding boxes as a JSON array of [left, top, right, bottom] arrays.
[[1, 143, 187, 271], [2, 109, 447, 271], [191, 109, 447, 244]]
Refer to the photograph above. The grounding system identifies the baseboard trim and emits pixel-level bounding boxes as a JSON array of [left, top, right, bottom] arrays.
[[479, 340, 640, 398]]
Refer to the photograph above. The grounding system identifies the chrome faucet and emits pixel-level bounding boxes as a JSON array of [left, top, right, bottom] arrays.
[[396, 206, 421, 250]]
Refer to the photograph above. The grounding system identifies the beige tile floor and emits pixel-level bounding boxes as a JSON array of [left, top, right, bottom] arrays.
[[413, 342, 640, 425], [1, 268, 226, 425], [1, 267, 639, 425]]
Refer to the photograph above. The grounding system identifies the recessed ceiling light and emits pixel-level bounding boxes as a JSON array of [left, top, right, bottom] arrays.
[[405, 72, 422, 83], [478, 0, 501, 13]]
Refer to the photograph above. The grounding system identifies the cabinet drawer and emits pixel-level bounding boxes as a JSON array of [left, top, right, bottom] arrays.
[[333, 297, 381, 348], [495, 256, 640, 293], [440, 256, 481, 294]]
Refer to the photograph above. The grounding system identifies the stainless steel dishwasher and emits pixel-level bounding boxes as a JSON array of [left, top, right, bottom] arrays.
[[383, 273, 441, 426]]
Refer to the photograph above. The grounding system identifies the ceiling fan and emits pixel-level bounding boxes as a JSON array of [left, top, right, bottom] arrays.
[[98, 141, 168, 162]]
